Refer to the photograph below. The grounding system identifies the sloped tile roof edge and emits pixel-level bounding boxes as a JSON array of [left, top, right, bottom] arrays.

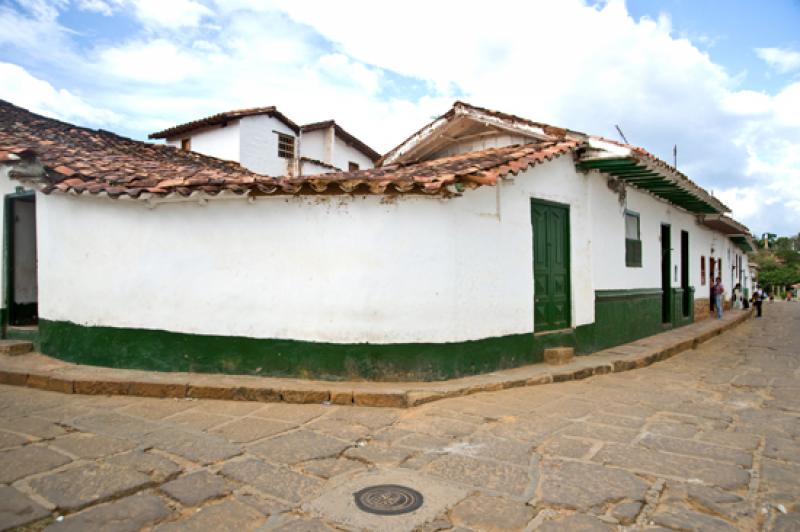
[[148, 106, 300, 138], [300, 120, 381, 162], [378, 100, 585, 166], [583, 136, 731, 213]]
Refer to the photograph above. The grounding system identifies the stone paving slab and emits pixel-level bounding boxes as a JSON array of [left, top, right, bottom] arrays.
[[160, 470, 231, 506], [0, 309, 753, 408], [0, 485, 50, 530], [152, 499, 266, 532], [27, 462, 153, 511], [0, 303, 795, 531], [44, 493, 171, 532], [0, 445, 71, 483]]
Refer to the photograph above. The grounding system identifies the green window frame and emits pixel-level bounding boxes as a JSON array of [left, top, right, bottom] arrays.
[[625, 210, 642, 267]]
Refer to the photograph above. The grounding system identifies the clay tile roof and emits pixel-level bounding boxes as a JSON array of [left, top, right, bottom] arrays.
[[0, 99, 278, 199], [293, 138, 581, 195], [379, 100, 587, 166], [300, 120, 381, 162], [149, 106, 300, 139], [0, 99, 580, 200]]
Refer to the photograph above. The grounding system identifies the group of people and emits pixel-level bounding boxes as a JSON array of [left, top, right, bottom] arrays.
[[711, 278, 767, 319]]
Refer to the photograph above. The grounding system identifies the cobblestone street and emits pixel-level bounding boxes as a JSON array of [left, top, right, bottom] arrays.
[[1, 303, 798, 531]]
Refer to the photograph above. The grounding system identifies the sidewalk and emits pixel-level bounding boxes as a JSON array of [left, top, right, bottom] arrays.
[[0, 309, 753, 408]]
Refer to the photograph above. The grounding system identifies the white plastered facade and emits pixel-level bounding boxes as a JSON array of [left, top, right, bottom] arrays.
[[165, 117, 374, 176]]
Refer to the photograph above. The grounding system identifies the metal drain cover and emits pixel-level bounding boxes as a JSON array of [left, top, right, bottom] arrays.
[[353, 484, 424, 515]]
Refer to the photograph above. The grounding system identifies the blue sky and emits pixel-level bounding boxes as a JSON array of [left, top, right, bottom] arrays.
[[0, 0, 798, 236]]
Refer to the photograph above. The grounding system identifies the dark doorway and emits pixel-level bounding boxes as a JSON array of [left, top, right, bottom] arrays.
[[661, 224, 671, 324], [681, 231, 690, 317], [531, 199, 571, 332], [4, 192, 38, 326]]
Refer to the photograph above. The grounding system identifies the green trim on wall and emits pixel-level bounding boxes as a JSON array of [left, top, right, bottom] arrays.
[[593, 288, 664, 350], [39, 319, 603, 382], [596, 288, 663, 300], [37, 289, 695, 381], [670, 287, 693, 327], [39, 319, 544, 381]]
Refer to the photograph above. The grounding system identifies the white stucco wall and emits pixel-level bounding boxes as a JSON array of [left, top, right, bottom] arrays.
[[35, 153, 751, 344], [329, 135, 375, 171], [239, 115, 295, 176], [37, 156, 593, 343], [167, 122, 240, 162], [589, 172, 746, 302], [299, 129, 331, 164]]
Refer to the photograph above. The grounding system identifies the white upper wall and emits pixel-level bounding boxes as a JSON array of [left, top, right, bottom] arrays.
[[300, 129, 332, 165], [166, 122, 240, 162], [590, 172, 751, 300], [34, 154, 752, 344], [239, 115, 296, 176], [299, 127, 375, 172], [329, 134, 375, 171], [163, 116, 375, 176], [35, 156, 591, 343]]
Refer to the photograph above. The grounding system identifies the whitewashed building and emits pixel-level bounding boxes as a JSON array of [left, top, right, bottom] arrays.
[[0, 100, 754, 380], [149, 107, 380, 177]]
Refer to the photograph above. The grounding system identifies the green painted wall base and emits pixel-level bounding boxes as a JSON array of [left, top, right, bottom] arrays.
[[589, 289, 665, 350], [37, 287, 695, 381]]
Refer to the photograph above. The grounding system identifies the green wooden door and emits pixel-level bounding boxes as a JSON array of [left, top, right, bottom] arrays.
[[531, 199, 571, 332]]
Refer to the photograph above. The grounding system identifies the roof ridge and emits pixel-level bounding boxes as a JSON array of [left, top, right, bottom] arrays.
[[148, 105, 298, 138]]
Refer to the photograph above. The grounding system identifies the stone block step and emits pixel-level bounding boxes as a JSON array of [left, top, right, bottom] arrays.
[[544, 347, 575, 365], [0, 340, 33, 356]]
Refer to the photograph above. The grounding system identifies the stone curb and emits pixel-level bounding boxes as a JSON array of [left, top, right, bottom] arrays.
[[0, 310, 753, 408]]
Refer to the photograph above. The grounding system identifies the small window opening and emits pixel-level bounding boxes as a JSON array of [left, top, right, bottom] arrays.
[[625, 211, 642, 267], [700, 255, 706, 285], [181, 138, 191, 152], [277, 133, 295, 159], [348, 162, 360, 172]]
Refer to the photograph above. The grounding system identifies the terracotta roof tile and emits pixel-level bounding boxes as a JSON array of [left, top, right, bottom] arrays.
[[148, 106, 300, 138], [0, 100, 580, 201]]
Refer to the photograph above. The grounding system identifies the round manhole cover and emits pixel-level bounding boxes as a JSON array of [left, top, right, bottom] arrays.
[[353, 484, 424, 515]]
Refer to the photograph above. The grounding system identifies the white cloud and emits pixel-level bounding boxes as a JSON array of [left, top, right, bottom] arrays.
[[721, 90, 772, 116], [76, 0, 117, 16], [0, 62, 119, 125], [0, 0, 797, 235], [756, 47, 800, 74], [130, 0, 212, 30], [96, 39, 209, 83]]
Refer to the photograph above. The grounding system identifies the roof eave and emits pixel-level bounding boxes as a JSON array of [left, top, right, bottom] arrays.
[[578, 154, 729, 215]]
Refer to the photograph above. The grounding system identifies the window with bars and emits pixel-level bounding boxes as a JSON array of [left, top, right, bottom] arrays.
[[277, 133, 295, 159], [348, 161, 360, 172], [180, 138, 191, 152], [625, 211, 642, 267]]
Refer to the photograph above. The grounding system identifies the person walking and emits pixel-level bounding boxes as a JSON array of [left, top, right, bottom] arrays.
[[752, 285, 764, 318], [712, 277, 725, 319]]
